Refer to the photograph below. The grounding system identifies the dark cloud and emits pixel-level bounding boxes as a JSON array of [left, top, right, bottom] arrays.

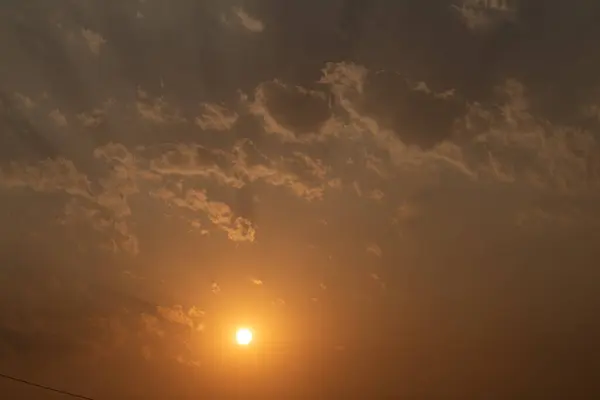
[[461, 0, 600, 125], [360, 71, 466, 149], [260, 81, 332, 136]]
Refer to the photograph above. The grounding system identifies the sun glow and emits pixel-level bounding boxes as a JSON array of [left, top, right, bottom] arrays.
[[235, 327, 253, 346]]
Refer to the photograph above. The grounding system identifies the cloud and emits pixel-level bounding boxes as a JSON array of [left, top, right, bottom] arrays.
[[2, 60, 598, 264], [136, 89, 185, 124], [61, 199, 140, 255], [157, 305, 196, 329], [188, 307, 205, 318], [140, 313, 165, 338], [358, 70, 465, 149], [48, 109, 68, 127], [293, 152, 330, 180], [461, 81, 600, 193], [151, 187, 256, 242], [148, 143, 241, 185], [14, 93, 35, 110], [150, 144, 245, 188], [195, 103, 238, 131], [231, 7, 265, 33], [81, 28, 106, 56], [318, 61, 600, 194], [366, 243, 382, 258], [77, 108, 105, 128], [582, 103, 600, 123], [0, 144, 144, 254], [319, 62, 368, 96], [149, 140, 327, 201], [366, 189, 384, 201], [0, 123, 333, 252], [0, 158, 92, 198], [452, 0, 518, 32], [247, 80, 335, 142]]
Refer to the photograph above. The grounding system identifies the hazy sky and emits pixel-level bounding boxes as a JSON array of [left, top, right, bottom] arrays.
[[1, 0, 599, 398]]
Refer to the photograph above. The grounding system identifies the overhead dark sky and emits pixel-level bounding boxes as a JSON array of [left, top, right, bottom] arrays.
[[1, 1, 600, 399]]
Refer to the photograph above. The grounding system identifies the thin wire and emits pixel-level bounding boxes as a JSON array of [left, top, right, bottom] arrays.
[[0, 371, 96, 400]]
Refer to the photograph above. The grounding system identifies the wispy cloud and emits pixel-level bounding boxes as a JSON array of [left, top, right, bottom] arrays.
[[195, 103, 238, 131], [81, 28, 106, 56], [367, 243, 382, 258], [232, 7, 265, 33], [14, 93, 35, 109], [136, 89, 185, 124], [48, 109, 68, 127], [451, 0, 517, 32]]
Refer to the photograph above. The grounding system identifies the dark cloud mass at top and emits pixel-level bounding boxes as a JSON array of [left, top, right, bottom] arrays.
[[1, 1, 600, 399]]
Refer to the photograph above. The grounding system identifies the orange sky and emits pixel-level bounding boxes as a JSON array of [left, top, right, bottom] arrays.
[[1, 0, 600, 398]]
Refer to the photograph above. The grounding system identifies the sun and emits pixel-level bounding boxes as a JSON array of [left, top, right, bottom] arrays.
[[235, 327, 253, 346]]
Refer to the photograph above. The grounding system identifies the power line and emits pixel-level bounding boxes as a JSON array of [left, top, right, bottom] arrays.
[[0, 371, 96, 400]]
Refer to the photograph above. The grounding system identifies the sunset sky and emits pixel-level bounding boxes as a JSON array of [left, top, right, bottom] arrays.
[[1, 0, 599, 398]]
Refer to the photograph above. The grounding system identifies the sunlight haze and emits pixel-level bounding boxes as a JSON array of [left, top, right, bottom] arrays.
[[0, 0, 599, 399]]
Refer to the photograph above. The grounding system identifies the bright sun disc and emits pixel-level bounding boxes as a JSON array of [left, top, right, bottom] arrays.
[[235, 328, 253, 346]]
